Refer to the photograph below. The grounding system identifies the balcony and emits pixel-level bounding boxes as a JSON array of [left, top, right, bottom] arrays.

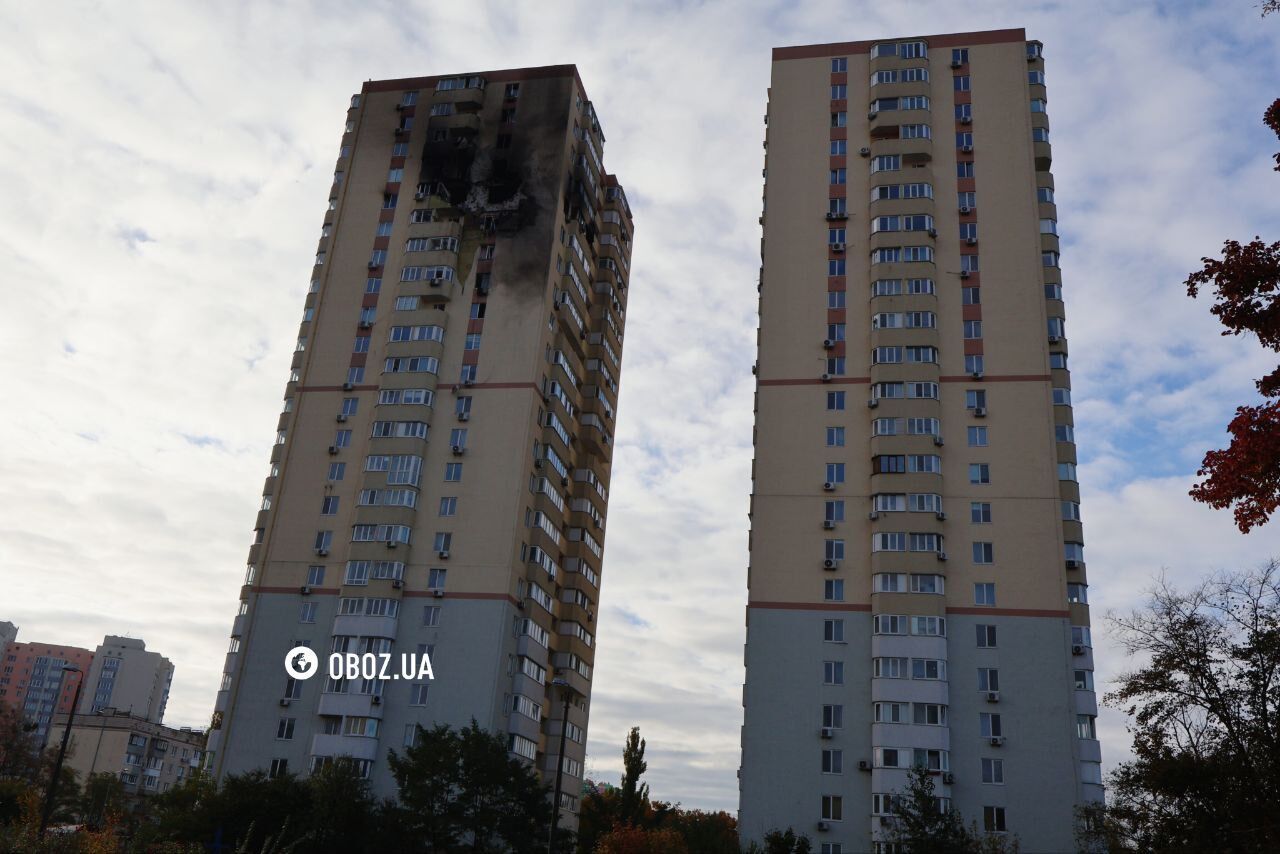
[[311, 733, 379, 761], [332, 614, 399, 640], [317, 691, 384, 719]]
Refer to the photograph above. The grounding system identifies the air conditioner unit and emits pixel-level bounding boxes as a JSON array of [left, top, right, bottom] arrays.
[[432, 589, 445, 598], [300, 585, 312, 595], [868, 511, 879, 521], [937, 551, 948, 562], [867, 398, 878, 408], [961, 115, 973, 125], [823, 559, 839, 571], [820, 373, 832, 383], [1066, 559, 1081, 570], [342, 381, 354, 391], [934, 435, 944, 446], [831, 243, 845, 253], [561, 476, 570, 486], [936, 511, 947, 521], [823, 481, 835, 492], [451, 445, 464, 455], [414, 191, 427, 200], [438, 550, 450, 559], [823, 339, 835, 350], [966, 237, 978, 246], [464, 379, 475, 387], [858, 759, 870, 771], [392, 579, 403, 589], [386, 540, 398, 549], [821, 727, 835, 739], [367, 261, 379, 269], [316, 548, 330, 557], [959, 205, 972, 215], [1048, 335, 1061, 344], [1072, 644, 1085, 655], [371, 695, 382, 704], [823, 520, 835, 530], [927, 227, 938, 237], [279, 698, 291, 707], [457, 412, 470, 421], [867, 111, 878, 120], [1027, 53, 1038, 62], [817, 821, 830, 831], [395, 103, 406, 110], [990, 736, 1004, 746], [359, 320, 372, 329], [986, 691, 1000, 703], [972, 371, 984, 379], [825, 211, 848, 221], [961, 145, 974, 154], [973, 406, 987, 417], [336, 413, 347, 423], [859, 147, 871, 157], [960, 270, 970, 279]]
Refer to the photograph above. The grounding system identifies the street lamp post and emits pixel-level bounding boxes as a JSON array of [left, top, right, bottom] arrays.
[[546, 677, 573, 854], [39, 666, 84, 836]]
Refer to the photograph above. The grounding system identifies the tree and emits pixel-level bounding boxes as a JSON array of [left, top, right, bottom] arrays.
[[594, 825, 689, 854], [1078, 560, 1280, 852], [303, 758, 380, 854], [78, 772, 125, 828], [1185, 85, 1280, 532], [750, 827, 811, 854], [618, 727, 649, 826], [883, 767, 976, 854], [0, 705, 42, 783], [386, 720, 551, 853]]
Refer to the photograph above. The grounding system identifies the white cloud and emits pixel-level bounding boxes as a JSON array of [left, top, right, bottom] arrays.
[[1, 0, 1278, 815]]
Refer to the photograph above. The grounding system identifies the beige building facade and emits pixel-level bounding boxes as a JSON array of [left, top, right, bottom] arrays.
[[740, 30, 1100, 853], [207, 65, 631, 822], [80, 636, 174, 723], [53, 709, 204, 797]]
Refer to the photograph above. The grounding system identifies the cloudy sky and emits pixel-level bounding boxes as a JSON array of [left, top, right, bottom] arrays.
[[2, 0, 1279, 813]]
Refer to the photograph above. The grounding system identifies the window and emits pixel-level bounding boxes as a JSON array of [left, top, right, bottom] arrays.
[[327, 462, 345, 481], [875, 657, 908, 678], [914, 703, 946, 726], [831, 110, 847, 127], [966, 390, 987, 410], [823, 661, 844, 685], [972, 542, 994, 564], [1043, 250, 1060, 267], [439, 497, 457, 517], [874, 614, 907, 635], [870, 155, 900, 173], [444, 463, 462, 482], [307, 566, 325, 586], [962, 286, 980, 305], [983, 806, 1007, 833], [912, 659, 945, 680], [954, 75, 970, 91], [1074, 670, 1095, 691], [968, 427, 988, 447], [976, 625, 997, 647], [966, 354, 985, 375], [321, 496, 339, 515], [831, 58, 847, 72], [299, 602, 317, 624], [957, 161, 975, 179], [980, 713, 1003, 738], [269, 758, 289, 778], [825, 539, 845, 561], [829, 259, 846, 276], [827, 391, 846, 411], [875, 702, 908, 723], [1068, 583, 1088, 604], [969, 464, 990, 485], [1062, 501, 1082, 521], [826, 427, 845, 447], [821, 795, 843, 822], [824, 580, 844, 601], [1073, 625, 1093, 647], [1053, 388, 1072, 406], [830, 139, 847, 156], [822, 749, 843, 774], [963, 320, 982, 339], [428, 568, 447, 590], [974, 583, 996, 605], [828, 290, 846, 309], [1038, 187, 1055, 204], [971, 502, 992, 523], [952, 48, 969, 64], [504, 82, 520, 98], [826, 463, 845, 484], [824, 620, 845, 642], [978, 668, 1000, 692], [432, 533, 452, 553], [314, 530, 333, 551], [276, 718, 295, 740], [1031, 98, 1047, 113], [830, 167, 846, 185], [1059, 462, 1078, 481]]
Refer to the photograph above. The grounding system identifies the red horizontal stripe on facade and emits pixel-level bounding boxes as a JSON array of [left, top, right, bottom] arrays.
[[938, 374, 1049, 382], [297, 385, 379, 392], [250, 586, 520, 607], [749, 601, 1068, 619], [758, 377, 871, 386]]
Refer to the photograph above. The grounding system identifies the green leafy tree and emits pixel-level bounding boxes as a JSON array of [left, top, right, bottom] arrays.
[[78, 772, 126, 828], [1077, 560, 1280, 853], [752, 827, 812, 854], [387, 720, 551, 853], [304, 758, 380, 854], [619, 727, 649, 826], [0, 706, 43, 783], [883, 767, 973, 854]]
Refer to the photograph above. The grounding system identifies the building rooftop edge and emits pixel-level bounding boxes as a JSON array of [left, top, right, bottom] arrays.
[[361, 64, 585, 97], [773, 27, 1028, 61]]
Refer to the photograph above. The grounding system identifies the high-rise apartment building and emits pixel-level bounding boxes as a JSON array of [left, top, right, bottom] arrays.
[[79, 636, 174, 723], [0, 633, 95, 745], [740, 30, 1100, 853], [208, 66, 631, 821]]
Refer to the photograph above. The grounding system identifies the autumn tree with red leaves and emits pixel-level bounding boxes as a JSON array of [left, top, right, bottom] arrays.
[[1185, 96, 1280, 533]]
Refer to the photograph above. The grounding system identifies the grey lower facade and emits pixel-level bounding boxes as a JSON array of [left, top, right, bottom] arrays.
[[739, 607, 1101, 853]]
